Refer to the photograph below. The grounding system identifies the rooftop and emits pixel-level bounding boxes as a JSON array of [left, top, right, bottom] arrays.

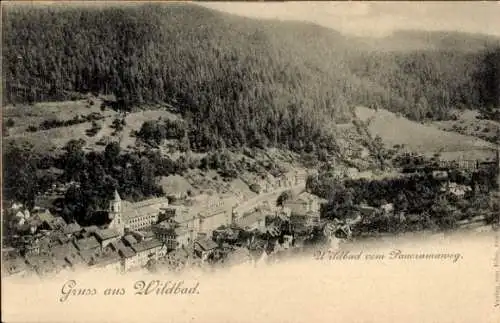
[[3, 257, 27, 275], [94, 252, 121, 267], [123, 234, 138, 247], [36, 210, 55, 223], [194, 238, 218, 251], [74, 236, 100, 251], [131, 239, 163, 253], [118, 246, 136, 259], [236, 210, 268, 229], [64, 223, 82, 235], [82, 225, 99, 233], [94, 228, 120, 241]]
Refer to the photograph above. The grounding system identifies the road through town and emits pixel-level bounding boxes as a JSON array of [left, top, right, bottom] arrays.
[[233, 183, 305, 216]]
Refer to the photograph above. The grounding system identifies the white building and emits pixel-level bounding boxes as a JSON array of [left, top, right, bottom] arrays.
[[108, 190, 169, 235]]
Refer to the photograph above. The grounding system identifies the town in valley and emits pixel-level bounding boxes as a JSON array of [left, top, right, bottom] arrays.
[[2, 2, 500, 279]]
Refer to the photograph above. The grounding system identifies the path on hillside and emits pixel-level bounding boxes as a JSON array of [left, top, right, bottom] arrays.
[[233, 183, 305, 216]]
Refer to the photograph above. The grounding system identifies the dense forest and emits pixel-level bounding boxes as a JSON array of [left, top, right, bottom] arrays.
[[3, 4, 500, 154]]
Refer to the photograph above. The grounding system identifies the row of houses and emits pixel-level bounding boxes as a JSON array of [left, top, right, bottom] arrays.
[[4, 218, 169, 277]]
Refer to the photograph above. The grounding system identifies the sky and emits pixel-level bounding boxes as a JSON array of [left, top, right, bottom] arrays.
[[198, 1, 500, 37]]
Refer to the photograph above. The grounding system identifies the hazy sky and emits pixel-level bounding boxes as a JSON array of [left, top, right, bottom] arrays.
[[198, 1, 500, 37]]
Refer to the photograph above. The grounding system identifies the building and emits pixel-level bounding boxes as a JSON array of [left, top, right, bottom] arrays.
[[64, 222, 82, 237], [74, 236, 101, 253], [118, 247, 137, 272], [129, 239, 165, 268], [25, 253, 58, 277], [160, 194, 233, 240], [108, 190, 169, 235], [152, 221, 177, 250], [152, 218, 192, 251], [283, 192, 326, 217], [3, 257, 28, 277], [38, 214, 67, 231], [236, 209, 269, 231], [439, 181, 473, 197], [94, 228, 121, 248], [92, 251, 122, 274], [193, 238, 218, 261]]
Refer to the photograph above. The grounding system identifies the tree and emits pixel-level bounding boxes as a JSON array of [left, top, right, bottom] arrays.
[[276, 190, 292, 207], [431, 195, 458, 230], [3, 144, 37, 209], [104, 142, 121, 166], [5, 118, 15, 128]]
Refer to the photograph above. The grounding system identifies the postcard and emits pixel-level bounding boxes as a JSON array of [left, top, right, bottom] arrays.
[[1, 1, 500, 323]]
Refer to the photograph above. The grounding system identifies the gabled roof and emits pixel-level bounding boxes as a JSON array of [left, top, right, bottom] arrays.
[[94, 252, 121, 267], [94, 228, 120, 241], [236, 210, 267, 229], [131, 239, 163, 253], [119, 246, 136, 259], [3, 257, 27, 275], [123, 234, 138, 247], [194, 238, 218, 251], [82, 225, 99, 233], [64, 223, 82, 235], [37, 211, 55, 223], [74, 236, 100, 251]]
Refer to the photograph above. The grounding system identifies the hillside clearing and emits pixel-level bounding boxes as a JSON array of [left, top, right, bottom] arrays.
[[354, 106, 496, 160]]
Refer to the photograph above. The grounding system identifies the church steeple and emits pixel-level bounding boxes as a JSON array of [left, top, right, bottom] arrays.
[[113, 189, 121, 202], [108, 189, 124, 236]]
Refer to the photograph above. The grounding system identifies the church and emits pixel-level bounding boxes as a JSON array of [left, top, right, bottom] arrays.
[[107, 190, 170, 236]]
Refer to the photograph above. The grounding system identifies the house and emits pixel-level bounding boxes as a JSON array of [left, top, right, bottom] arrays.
[[10, 202, 24, 211], [81, 225, 99, 237], [123, 234, 138, 247], [25, 254, 56, 277], [74, 236, 101, 252], [193, 238, 218, 261], [432, 170, 448, 180], [50, 242, 80, 271], [39, 215, 67, 231], [65, 251, 85, 269], [94, 228, 121, 248], [93, 251, 122, 274], [64, 222, 82, 237], [380, 203, 394, 215], [289, 212, 319, 231], [446, 182, 472, 197], [130, 238, 165, 268], [236, 209, 268, 231], [152, 222, 178, 250], [283, 192, 326, 217], [78, 248, 102, 267], [15, 209, 31, 224], [3, 257, 28, 277], [358, 205, 379, 218], [118, 244, 138, 273]]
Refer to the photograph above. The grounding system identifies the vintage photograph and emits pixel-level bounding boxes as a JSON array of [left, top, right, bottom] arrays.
[[1, 1, 499, 322]]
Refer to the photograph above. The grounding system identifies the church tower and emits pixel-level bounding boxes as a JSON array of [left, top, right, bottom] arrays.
[[108, 189, 124, 236]]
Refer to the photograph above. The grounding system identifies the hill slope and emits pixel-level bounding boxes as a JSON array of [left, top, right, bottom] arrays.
[[2, 3, 499, 156], [354, 106, 496, 160]]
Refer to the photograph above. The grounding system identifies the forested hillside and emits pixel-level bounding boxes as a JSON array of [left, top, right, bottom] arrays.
[[2, 3, 500, 154]]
